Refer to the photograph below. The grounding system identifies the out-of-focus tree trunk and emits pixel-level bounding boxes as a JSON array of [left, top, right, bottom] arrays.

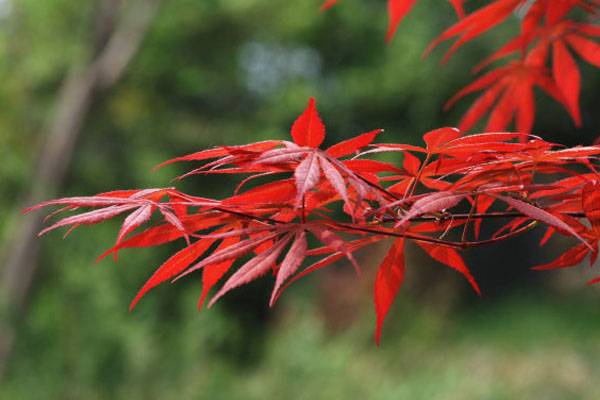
[[0, 0, 160, 380]]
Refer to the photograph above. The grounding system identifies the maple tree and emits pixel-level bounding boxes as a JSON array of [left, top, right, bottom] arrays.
[[324, 0, 600, 134], [26, 97, 600, 344], [19, 1, 600, 345]]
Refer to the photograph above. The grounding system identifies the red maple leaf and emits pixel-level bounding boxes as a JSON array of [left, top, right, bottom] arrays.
[[445, 60, 565, 133]]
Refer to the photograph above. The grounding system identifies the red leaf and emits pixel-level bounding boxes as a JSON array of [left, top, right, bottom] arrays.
[[116, 204, 154, 245], [583, 182, 600, 237], [386, 0, 417, 42], [98, 214, 229, 261], [402, 151, 421, 175], [24, 196, 137, 212], [253, 147, 306, 165], [374, 238, 405, 345], [532, 242, 590, 270], [567, 34, 600, 68], [587, 276, 600, 285], [159, 208, 187, 238], [448, 0, 464, 17], [495, 195, 590, 247], [209, 234, 293, 307], [445, 66, 510, 110], [486, 87, 516, 131], [291, 97, 326, 148], [343, 159, 403, 174], [458, 84, 505, 132], [198, 235, 241, 310], [474, 195, 496, 239], [578, 24, 600, 37], [423, 127, 462, 152], [319, 157, 349, 205], [157, 141, 280, 167], [39, 204, 139, 236], [515, 81, 535, 133], [294, 152, 321, 207], [448, 61, 567, 134], [395, 191, 467, 228], [308, 224, 361, 273], [416, 242, 481, 295], [473, 35, 525, 73], [175, 232, 280, 281], [546, 0, 579, 24], [326, 129, 383, 158], [553, 40, 581, 126], [320, 0, 338, 11], [270, 230, 308, 306], [426, 0, 522, 58], [224, 179, 296, 206], [271, 236, 385, 306], [130, 238, 216, 310]]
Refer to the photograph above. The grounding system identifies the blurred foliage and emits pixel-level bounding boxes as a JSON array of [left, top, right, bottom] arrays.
[[1, 0, 600, 398]]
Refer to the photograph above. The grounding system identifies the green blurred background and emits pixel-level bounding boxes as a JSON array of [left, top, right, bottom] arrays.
[[1, 0, 600, 398]]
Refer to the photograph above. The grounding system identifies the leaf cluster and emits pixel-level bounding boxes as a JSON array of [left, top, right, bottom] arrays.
[[28, 98, 600, 343], [326, 0, 600, 134]]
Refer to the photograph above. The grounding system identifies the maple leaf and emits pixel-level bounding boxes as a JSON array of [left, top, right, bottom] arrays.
[[307, 223, 362, 273], [426, 0, 525, 62], [322, 0, 600, 132], [98, 212, 232, 261], [294, 152, 321, 207], [270, 235, 385, 307], [532, 213, 599, 270], [553, 39, 582, 125], [415, 241, 480, 295], [474, 19, 600, 128], [494, 194, 591, 247], [445, 61, 565, 133], [160, 98, 386, 219], [130, 234, 219, 310], [374, 238, 405, 345], [157, 140, 282, 170], [372, 129, 534, 195], [24, 188, 208, 243], [532, 242, 592, 270], [198, 234, 241, 309], [291, 97, 326, 148], [208, 234, 294, 307], [393, 191, 468, 228], [270, 230, 308, 306], [545, 20, 600, 126], [431, 1, 600, 132]]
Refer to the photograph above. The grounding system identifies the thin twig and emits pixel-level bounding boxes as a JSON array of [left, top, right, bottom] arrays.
[[381, 211, 586, 223], [332, 222, 464, 248]]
